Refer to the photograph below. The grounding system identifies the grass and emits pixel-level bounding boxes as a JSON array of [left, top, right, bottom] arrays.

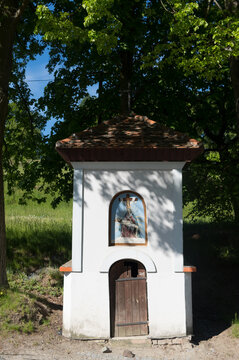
[[232, 314, 239, 338], [7, 267, 63, 297], [0, 188, 68, 334], [5, 189, 72, 272], [0, 289, 35, 333], [0, 267, 63, 334]]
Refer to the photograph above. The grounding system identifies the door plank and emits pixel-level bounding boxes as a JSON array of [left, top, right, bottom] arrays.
[[116, 281, 126, 337], [110, 260, 149, 337], [138, 278, 148, 335], [125, 280, 132, 336], [131, 279, 141, 335]]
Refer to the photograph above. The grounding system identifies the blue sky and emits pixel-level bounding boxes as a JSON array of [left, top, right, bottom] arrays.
[[25, 49, 98, 135]]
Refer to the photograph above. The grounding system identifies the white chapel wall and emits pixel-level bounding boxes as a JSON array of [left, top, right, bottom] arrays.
[[64, 162, 187, 338]]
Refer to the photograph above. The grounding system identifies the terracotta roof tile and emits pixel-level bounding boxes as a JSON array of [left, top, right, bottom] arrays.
[[56, 114, 204, 162]]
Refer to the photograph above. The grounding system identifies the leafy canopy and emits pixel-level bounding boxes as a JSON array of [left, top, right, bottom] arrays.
[[143, 1, 239, 80]]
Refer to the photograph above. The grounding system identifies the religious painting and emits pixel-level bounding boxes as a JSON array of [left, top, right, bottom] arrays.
[[109, 191, 147, 246]]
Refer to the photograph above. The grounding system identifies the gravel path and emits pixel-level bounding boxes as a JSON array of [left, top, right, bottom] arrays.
[[1, 328, 239, 360]]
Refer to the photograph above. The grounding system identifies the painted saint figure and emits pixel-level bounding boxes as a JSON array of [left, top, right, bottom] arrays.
[[116, 194, 141, 238], [110, 190, 147, 245]]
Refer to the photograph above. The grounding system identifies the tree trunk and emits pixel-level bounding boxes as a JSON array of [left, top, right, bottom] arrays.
[[120, 50, 133, 115], [98, 72, 103, 124], [226, 1, 239, 222], [0, 0, 29, 288], [0, 102, 8, 287], [230, 56, 239, 136], [226, 1, 239, 135]]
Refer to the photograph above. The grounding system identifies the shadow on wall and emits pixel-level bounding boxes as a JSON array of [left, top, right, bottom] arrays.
[[80, 169, 182, 256]]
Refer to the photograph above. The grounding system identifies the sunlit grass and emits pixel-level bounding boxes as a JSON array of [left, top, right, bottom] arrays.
[[5, 188, 72, 220], [5, 188, 72, 272], [232, 314, 239, 338]]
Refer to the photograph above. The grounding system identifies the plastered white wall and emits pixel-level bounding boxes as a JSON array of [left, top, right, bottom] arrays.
[[63, 162, 190, 338]]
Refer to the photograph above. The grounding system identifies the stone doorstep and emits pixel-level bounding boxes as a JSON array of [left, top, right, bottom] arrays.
[[68, 335, 192, 346], [71, 338, 108, 343], [70, 336, 150, 344], [111, 336, 151, 345]]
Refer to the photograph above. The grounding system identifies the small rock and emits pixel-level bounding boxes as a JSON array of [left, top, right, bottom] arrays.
[[123, 349, 135, 358], [102, 346, 112, 353]]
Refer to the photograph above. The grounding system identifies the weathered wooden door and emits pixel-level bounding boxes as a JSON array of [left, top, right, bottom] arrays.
[[109, 260, 148, 337]]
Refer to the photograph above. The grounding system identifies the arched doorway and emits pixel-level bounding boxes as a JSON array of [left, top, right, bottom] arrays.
[[109, 259, 149, 337]]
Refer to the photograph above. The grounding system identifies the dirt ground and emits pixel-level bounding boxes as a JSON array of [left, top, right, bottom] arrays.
[[0, 299, 239, 360]]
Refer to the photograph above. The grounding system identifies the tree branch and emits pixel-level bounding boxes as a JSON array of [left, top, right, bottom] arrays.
[[213, 0, 223, 10], [206, 0, 213, 16], [204, 126, 224, 146], [14, 82, 34, 137], [3, 138, 14, 169], [13, 0, 30, 21], [159, 0, 175, 14]]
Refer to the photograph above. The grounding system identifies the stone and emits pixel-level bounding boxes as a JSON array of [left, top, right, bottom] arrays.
[[123, 349, 135, 358], [157, 339, 169, 346], [102, 346, 112, 353], [171, 338, 183, 345]]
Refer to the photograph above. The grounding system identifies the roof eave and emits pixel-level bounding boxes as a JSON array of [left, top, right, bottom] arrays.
[[56, 146, 204, 163]]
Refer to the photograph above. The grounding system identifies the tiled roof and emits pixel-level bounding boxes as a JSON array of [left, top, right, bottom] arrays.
[[56, 114, 204, 162]]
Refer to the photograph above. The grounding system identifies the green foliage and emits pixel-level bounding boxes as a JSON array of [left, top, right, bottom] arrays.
[[144, 1, 239, 80], [184, 222, 239, 265], [35, 5, 87, 43], [8, 268, 63, 297], [183, 161, 235, 223], [4, 102, 45, 201], [33, 0, 239, 222], [83, 0, 121, 53], [3, 3, 47, 205], [3, 0, 238, 223]]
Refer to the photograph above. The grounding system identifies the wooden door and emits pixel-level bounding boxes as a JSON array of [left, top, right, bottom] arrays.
[[109, 260, 148, 337]]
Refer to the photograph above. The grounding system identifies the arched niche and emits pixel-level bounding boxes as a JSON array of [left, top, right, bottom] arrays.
[[100, 249, 156, 273], [109, 190, 148, 246]]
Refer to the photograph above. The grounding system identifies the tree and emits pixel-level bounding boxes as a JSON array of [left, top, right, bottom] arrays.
[[35, 0, 239, 222], [0, 0, 48, 287], [34, 1, 198, 201], [0, 0, 35, 287], [145, 0, 239, 222]]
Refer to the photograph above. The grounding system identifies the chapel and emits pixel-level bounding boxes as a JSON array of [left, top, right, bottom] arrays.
[[57, 114, 203, 339]]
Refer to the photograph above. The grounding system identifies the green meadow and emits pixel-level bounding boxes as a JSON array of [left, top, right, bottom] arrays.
[[5, 189, 72, 273]]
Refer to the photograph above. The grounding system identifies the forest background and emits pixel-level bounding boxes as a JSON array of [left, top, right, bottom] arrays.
[[0, 0, 239, 293]]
